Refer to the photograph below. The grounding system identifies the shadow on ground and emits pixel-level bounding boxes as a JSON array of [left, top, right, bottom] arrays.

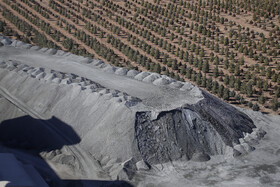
[[0, 115, 133, 187]]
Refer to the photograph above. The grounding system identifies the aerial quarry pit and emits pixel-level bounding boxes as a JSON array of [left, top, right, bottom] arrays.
[[0, 35, 280, 186]]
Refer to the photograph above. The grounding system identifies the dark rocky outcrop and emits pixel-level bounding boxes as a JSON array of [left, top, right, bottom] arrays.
[[135, 91, 256, 165]]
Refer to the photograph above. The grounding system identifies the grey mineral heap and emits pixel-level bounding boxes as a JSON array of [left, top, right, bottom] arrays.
[[0, 37, 265, 183]]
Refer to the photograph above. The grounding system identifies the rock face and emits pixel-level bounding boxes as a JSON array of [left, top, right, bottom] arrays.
[[0, 36, 265, 182]]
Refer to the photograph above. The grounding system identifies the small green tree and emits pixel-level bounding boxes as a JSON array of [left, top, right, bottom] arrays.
[[246, 82, 253, 97], [252, 103, 260, 111], [213, 65, 219, 78], [223, 88, 230, 100], [154, 63, 161, 74], [258, 94, 266, 104], [271, 97, 279, 111], [202, 60, 209, 73]]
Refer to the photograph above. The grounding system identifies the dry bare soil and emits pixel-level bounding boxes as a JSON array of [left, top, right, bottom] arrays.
[[0, 0, 280, 114]]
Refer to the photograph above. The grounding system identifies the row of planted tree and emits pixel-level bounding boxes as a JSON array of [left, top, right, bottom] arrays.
[[0, 0, 279, 113]]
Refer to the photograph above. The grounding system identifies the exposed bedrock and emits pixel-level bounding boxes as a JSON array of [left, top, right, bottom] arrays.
[[135, 91, 257, 165]]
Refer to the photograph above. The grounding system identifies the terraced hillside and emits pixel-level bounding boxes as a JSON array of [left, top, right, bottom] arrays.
[[0, 0, 279, 114]]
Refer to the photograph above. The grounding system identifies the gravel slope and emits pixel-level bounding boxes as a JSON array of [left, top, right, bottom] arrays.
[[0, 36, 277, 186]]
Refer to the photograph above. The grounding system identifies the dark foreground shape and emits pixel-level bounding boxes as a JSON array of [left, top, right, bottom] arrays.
[[0, 116, 80, 152], [0, 116, 133, 187]]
